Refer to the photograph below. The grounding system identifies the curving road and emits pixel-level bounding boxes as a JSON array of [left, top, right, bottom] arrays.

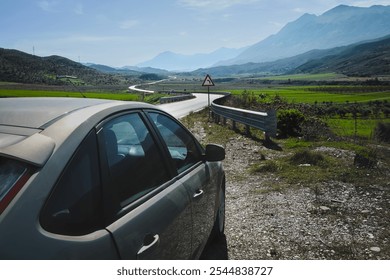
[[157, 93, 224, 119], [129, 80, 223, 119]]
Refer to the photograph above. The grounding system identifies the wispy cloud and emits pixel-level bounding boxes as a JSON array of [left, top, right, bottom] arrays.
[[177, 0, 259, 10], [74, 3, 84, 15], [119, 19, 140, 30], [352, 0, 390, 6], [49, 35, 127, 44], [37, 0, 58, 12]]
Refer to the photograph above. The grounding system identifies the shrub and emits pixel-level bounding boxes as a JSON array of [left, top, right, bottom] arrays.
[[301, 117, 334, 141], [250, 161, 279, 173], [277, 109, 305, 138], [354, 149, 378, 169], [373, 122, 390, 143], [290, 150, 325, 166]]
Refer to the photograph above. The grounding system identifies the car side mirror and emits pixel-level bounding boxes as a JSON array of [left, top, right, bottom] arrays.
[[205, 144, 225, 162]]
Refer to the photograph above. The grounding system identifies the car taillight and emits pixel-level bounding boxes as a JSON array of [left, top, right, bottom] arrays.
[[0, 159, 32, 214]]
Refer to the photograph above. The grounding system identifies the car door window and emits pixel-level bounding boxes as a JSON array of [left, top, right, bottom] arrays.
[[40, 130, 102, 236], [148, 113, 203, 174], [101, 113, 170, 208]]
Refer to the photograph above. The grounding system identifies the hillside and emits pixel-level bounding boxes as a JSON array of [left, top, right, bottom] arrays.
[[191, 35, 390, 77], [192, 47, 347, 77], [293, 36, 390, 76], [0, 48, 138, 86], [218, 5, 390, 66]]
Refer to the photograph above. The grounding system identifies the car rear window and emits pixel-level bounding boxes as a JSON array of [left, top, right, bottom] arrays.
[[40, 130, 102, 236], [0, 157, 30, 214]]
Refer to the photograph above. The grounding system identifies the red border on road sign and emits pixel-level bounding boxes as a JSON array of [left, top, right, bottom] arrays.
[[202, 74, 215, 86]]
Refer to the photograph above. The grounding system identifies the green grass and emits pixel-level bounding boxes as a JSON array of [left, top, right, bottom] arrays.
[[0, 89, 140, 101], [326, 118, 390, 138], [254, 73, 346, 81], [249, 148, 340, 187], [229, 86, 390, 104]]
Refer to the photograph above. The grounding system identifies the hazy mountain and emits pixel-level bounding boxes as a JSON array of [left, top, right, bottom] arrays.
[[217, 5, 390, 66], [137, 47, 246, 71], [293, 35, 390, 76], [121, 66, 171, 75], [192, 35, 390, 77]]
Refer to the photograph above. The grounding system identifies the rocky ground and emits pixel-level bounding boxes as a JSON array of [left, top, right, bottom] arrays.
[[191, 115, 390, 260], [223, 136, 389, 260]]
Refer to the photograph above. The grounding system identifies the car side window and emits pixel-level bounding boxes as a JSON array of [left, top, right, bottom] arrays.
[[148, 112, 203, 174], [40, 130, 102, 236], [102, 113, 170, 208]]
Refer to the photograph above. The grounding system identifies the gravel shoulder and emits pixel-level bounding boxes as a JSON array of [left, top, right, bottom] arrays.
[[223, 136, 389, 260], [187, 112, 390, 260]]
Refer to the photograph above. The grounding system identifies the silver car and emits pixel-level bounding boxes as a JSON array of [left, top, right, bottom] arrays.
[[0, 97, 225, 259]]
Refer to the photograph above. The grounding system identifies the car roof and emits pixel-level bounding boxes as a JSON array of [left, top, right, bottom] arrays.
[[0, 97, 119, 129], [0, 97, 159, 166]]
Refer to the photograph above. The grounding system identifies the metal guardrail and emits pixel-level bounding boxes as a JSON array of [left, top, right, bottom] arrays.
[[159, 94, 195, 104], [211, 95, 277, 139]]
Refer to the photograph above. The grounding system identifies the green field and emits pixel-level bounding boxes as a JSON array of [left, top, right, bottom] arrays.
[[327, 118, 390, 138], [229, 86, 390, 104], [254, 73, 346, 81], [0, 89, 140, 101], [1, 85, 389, 141]]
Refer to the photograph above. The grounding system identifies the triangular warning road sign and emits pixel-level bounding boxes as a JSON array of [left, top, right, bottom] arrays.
[[202, 74, 215, 86]]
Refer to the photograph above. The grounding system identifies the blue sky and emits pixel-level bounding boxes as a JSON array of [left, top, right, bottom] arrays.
[[1, 0, 389, 67]]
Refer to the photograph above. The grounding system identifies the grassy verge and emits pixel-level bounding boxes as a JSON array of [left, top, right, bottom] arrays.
[[228, 86, 390, 104], [0, 88, 140, 101], [326, 118, 390, 138]]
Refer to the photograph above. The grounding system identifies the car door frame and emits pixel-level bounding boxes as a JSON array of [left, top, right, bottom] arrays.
[[96, 109, 177, 223], [143, 109, 218, 258], [95, 108, 194, 259]]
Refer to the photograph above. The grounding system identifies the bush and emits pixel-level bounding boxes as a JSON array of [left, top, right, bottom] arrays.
[[290, 150, 325, 166], [354, 149, 378, 169], [250, 161, 279, 173], [373, 122, 390, 143], [277, 109, 305, 138], [301, 117, 334, 141]]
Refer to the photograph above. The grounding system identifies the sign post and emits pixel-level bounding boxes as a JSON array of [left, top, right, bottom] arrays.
[[202, 74, 215, 107]]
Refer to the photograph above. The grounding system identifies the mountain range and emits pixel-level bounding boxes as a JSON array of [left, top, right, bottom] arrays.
[[136, 47, 246, 71], [1, 4, 390, 84], [191, 35, 390, 77], [139, 5, 390, 71]]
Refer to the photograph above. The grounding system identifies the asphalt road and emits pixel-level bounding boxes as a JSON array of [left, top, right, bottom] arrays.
[[158, 93, 224, 119]]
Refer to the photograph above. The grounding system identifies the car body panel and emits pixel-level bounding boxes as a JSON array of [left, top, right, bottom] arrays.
[[0, 97, 225, 259], [106, 179, 192, 260]]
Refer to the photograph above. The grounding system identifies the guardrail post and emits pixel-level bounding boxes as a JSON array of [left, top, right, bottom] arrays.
[[246, 125, 251, 136]]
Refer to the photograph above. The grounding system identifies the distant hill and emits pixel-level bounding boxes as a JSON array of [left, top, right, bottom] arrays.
[[85, 63, 170, 76], [0, 48, 138, 86], [293, 35, 390, 76], [191, 35, 390, 77], [119, 66, 171, 75], [137, 47, 246, 71], [217, 5, 390, 66]]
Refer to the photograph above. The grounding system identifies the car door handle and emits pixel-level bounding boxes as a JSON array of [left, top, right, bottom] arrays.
[[193, 189, 204, 199], [137, 234, 160, 257]]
